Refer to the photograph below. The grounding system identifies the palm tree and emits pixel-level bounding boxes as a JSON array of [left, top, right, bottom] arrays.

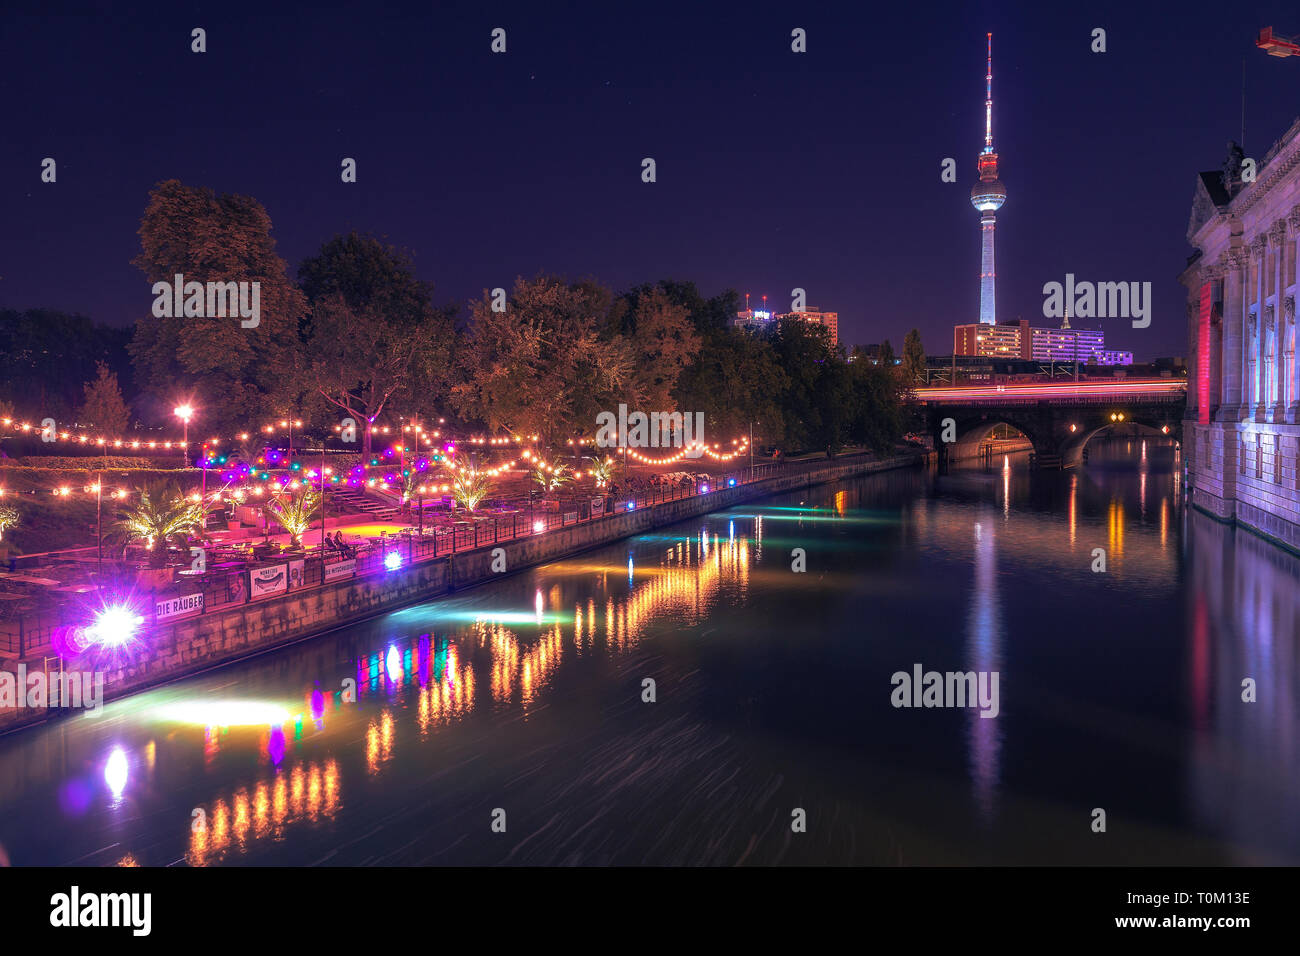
[[588, 455, 620, 489], [108, 480, 206, 568], [451, 468, 492, 513], [531, 461, 573, 496], [266, 489, 320, 549], [0, 504, 19, 542]]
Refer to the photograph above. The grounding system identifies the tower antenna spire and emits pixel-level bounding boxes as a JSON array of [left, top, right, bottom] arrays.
[[984, 32, 994, 150]]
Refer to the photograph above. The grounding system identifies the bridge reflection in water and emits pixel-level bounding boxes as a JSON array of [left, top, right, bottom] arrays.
[[1, 436, 1299, 865]]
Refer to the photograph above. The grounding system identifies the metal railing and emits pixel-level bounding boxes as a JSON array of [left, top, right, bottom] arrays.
[[2, 459, 805, 657]]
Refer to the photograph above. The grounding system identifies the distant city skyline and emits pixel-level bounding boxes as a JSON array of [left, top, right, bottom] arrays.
[[3, 2, 1297, 363]]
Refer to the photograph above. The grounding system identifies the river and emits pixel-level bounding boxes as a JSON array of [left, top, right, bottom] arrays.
[[1, 437, 1297, 865]]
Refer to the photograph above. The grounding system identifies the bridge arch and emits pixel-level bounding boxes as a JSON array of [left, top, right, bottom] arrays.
[[923, 384, 1186, 470], [1058, 419, 1178, 469], [947, 417, 1039, 462]]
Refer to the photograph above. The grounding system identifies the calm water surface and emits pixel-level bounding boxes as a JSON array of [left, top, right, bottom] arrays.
[[1, 438, 1297, 865]]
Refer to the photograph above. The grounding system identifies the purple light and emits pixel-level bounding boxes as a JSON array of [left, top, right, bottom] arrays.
[[92, 606, 143, 649], [267, 726, 286, 766]]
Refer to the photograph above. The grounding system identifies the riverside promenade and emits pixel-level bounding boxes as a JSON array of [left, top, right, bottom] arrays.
[[0, 450, 924, 733]]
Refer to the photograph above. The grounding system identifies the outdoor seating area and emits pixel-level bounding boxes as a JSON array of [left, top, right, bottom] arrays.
[[0, 458, 787, 658]]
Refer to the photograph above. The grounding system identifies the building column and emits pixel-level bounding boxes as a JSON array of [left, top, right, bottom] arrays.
[[1271, 223, 1288, 420], [1289, 207, 1300, 423], [1200, 262, 1224, 421], [1251, 237, 1267, 421], [1219, 249, 1246, 419]]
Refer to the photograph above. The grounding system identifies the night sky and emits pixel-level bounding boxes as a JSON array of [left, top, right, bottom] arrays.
[[3, 0, 1299, 361]]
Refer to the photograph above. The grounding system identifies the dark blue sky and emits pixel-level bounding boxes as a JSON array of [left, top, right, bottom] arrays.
[[3, 0, 1299, 360]]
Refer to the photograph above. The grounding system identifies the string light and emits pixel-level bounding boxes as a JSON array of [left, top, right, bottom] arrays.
[[4, 412, 543, 453]]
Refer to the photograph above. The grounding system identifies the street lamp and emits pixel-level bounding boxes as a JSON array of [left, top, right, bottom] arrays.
[[264, 418, 303, 469], [320, 437, 328, 556], [173, 404, 193, 458], [88, 476, 103, 574], [282, 419, 302, 468]]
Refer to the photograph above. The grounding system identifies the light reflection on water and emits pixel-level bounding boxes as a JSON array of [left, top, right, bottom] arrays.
[[1, 437, 1298, 865]]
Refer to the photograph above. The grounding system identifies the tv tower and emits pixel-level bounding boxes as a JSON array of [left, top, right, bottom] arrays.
[[970, 32, 1006, 325]]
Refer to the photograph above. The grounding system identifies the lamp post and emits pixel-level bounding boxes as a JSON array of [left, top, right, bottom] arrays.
[[320, 438, 327, 556], [283, 419, 302, 469], [94, 474, 103, 574], [264, 418, 302, 471], [173, 404, 193, 464], [175, 404, 200, 531]]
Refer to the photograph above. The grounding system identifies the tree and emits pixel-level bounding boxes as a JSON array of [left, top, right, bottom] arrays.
[[770, 317, 839, 452], [531, 461, 573, 496], [265, 489, 319, 549], [673, 330, 786, 447], [877, 339, 896, 369], [589, 454, 621, 488], [625, 288, 699, 409], [0, 310, 132, 419], [0, 504, 19, 542], [847, 359, 905, 454], [79, 361, 131, 434], [107, 480, 206, 568], [608, 283, 701, 408], [299, 233, 450, 456], [452, 276, 633, 445], [451, 468, 493, 513], [615, 280, 739, 339], [901, 329, 926, 384], [129, 180, 306, 436]]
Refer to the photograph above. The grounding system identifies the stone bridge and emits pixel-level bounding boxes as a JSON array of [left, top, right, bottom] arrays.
[[916, 381, 1187, 469]]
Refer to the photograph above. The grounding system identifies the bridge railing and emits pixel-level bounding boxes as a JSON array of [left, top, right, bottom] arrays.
[[918, 393, 1186, 406]]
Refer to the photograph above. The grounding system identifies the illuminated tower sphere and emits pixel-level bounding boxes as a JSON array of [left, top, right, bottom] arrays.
[[970, 33, 1005, 325]]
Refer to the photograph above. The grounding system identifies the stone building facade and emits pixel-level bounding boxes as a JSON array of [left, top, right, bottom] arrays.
[[1181, 119, 1300, 550]]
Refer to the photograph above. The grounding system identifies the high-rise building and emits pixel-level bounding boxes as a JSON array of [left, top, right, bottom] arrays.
[[953, 318, 1127, 365], [733, 307, 839, 346], [954, 319, 1029, 358], [731, 309, 775, 333], [970, 33, 1006, 325], [1030, 325, 1105, 362], [777, 309, 838, 346]]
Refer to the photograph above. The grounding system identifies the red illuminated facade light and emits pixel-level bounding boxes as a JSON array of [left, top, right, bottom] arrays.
[[1257, 26, 1300, 58]]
